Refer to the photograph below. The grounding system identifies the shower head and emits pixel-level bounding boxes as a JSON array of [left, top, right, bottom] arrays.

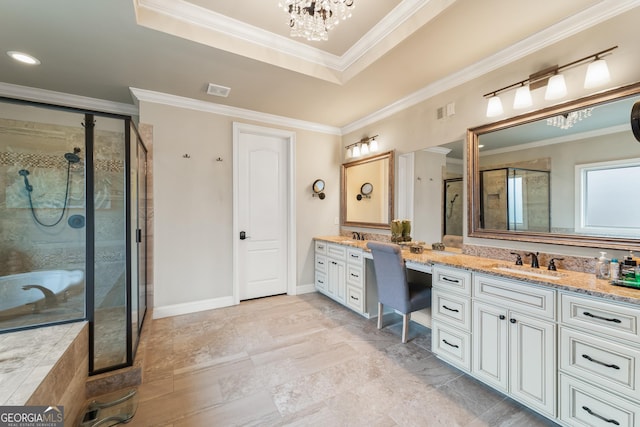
[[64, 152, 80, 163], [18, 169, 33, 192]]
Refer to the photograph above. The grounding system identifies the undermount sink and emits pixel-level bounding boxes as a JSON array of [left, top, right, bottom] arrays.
[[491, 264, 565, 280]]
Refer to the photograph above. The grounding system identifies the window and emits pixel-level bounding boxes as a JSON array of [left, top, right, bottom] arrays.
[[576, 158, 640, 236]]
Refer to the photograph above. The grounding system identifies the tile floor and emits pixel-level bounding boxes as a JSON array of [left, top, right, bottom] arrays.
[[126, 293, 558, 426]]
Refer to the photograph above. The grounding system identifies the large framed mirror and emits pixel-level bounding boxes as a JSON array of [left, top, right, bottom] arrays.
[[468, 82, 640, 249], [341, 151, 394, 228]]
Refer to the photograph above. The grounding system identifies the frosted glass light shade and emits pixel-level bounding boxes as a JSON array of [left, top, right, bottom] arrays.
[[545, 74, 567, 100], [486, 95, 503, 117], [361, 142, 370, 155], [513, 85, 533, 109], [352, 144, 361, 157], [369, 138, 378, 152], [584, 59, 611, 89]]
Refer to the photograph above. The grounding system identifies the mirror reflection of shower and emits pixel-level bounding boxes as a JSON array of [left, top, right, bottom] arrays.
[[446, 193, 459, 219], [19, 147, 81, 227], [444, 178, 463, 237]]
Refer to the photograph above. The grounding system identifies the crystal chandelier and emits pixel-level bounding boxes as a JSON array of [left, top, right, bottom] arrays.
[[546, 108, 594, 130], [278, 0, 355, 41]]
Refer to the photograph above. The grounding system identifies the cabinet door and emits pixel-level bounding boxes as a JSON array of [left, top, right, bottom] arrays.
[[328, 259, 346, 303], [473, 301, 509, 392], [509, 311, 556, 417]]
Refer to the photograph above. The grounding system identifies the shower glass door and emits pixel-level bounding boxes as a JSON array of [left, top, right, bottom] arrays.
[[0, 102, 86, 331]]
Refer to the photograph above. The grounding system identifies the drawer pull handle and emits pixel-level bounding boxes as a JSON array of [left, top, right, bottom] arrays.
[[499, 315, 506, 320], [583, 311, 622, 323], [442, 276, 460, 284], [351, 254, 359, 258], [442, 305, 459, 313], [442, 339, 459, 348], [318, 261, 324, 265], [582, 406, 620, 425], [350, 295, 359, 301], [318, 280, 324, 284], [350, 273, 359, 278], [582, 354, 620, 370], [331, 261, 337, 265]]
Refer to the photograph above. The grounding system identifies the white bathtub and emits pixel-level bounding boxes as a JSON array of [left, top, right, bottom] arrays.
[[0, 270, 84, 315]]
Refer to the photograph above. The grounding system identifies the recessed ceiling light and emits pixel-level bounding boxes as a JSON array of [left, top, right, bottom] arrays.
[[7, 51, 41, 65]]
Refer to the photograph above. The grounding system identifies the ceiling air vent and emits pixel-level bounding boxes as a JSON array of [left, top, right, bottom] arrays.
[[206, 83, 231, 98]]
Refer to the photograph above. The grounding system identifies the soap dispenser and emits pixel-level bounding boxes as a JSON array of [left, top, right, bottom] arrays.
[[595, 252, 610, 279]]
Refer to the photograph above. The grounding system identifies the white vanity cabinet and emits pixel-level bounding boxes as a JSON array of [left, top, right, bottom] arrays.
[[558, 292, 640, 426], [472, 274, 557, 418], [431, 265, 473, 371], [315, 240, 368, 314]]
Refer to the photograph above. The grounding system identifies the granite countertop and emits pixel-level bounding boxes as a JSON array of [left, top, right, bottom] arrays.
[[315, 236, 640, 306]]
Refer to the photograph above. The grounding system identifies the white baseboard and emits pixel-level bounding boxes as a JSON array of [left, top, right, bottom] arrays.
[[153, 296, 235, 319], [296, 283, 316, 294]]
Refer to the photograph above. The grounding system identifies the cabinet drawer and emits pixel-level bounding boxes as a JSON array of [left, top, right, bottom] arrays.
[[560, 373, 638, 427], [347, 247, 364, 265], [432, 320, 471, 372], [560, 327, 640, 397], [346, 286, 364, 312], [346, 264, 364, 288], [315, 240, 327, 254], [474, 274, 555, 320], [432, 289, 471, 332], [432, 265, 472, 296], [561, 293, 639, 346], [327, 243, 347, 260], [315, 270, 327, 291], [315, 254, 327, 274]]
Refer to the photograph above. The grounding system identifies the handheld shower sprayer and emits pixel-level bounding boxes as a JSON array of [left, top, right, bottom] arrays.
[[18, 169, 33, 192]]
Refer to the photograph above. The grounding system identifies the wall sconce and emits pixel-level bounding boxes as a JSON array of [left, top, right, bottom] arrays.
[[346, 135, 379, 159], [483, 46, 617, 117], [312, 179, 325, 199]]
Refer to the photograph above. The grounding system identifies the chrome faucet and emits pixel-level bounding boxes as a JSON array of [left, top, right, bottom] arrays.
[[526, 252, 540, 268]]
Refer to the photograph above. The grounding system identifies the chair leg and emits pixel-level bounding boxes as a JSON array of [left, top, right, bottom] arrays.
[[402, 313, 410, 343], [377, 302, 384, 329]]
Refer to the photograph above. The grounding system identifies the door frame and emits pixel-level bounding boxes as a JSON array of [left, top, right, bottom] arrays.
[[232, 122, 296, 305]]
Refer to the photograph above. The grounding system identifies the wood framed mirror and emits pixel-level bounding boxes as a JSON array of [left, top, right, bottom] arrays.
[[468, 82, 640, 250], [341, 151, 394, 229]]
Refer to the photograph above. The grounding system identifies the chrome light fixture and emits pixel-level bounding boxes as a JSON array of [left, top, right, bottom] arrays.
[[483, 46, 617, 118], [279, 0, 355, 41], [346, 135, 378, 159]]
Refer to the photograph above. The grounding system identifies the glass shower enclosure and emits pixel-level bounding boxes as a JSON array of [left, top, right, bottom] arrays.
[[0, 97, 147, 374]]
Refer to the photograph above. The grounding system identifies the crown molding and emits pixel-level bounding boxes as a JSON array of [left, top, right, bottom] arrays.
[[341, 0, 640, 134], [130, 87, 342, 135], [0, 82, 138, 116], [134, 0, 441, 83]]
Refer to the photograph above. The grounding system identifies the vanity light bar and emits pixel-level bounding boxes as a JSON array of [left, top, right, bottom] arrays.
[[346, 135, 379, 158], [483, 46, 618, 117]]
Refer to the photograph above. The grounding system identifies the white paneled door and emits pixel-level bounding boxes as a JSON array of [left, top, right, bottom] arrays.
[[234, 123, 292, 301]]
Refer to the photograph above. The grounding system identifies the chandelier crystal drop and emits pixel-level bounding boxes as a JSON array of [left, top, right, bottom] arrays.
[[278, 0, 355, 41], [546, 108, 594, 130]]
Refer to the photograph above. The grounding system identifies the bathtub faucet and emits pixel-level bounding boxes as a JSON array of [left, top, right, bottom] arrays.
[[18, 169, 33, 192], [22, 285, 58, 308]]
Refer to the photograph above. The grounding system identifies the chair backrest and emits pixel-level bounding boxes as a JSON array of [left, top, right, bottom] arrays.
[[366, 241, 410, 313]]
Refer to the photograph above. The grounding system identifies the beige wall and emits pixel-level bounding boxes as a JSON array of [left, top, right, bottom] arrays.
[[139, 102, 340, 310], [342, 8, 640, 258], [141, 9, 640, 311]]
